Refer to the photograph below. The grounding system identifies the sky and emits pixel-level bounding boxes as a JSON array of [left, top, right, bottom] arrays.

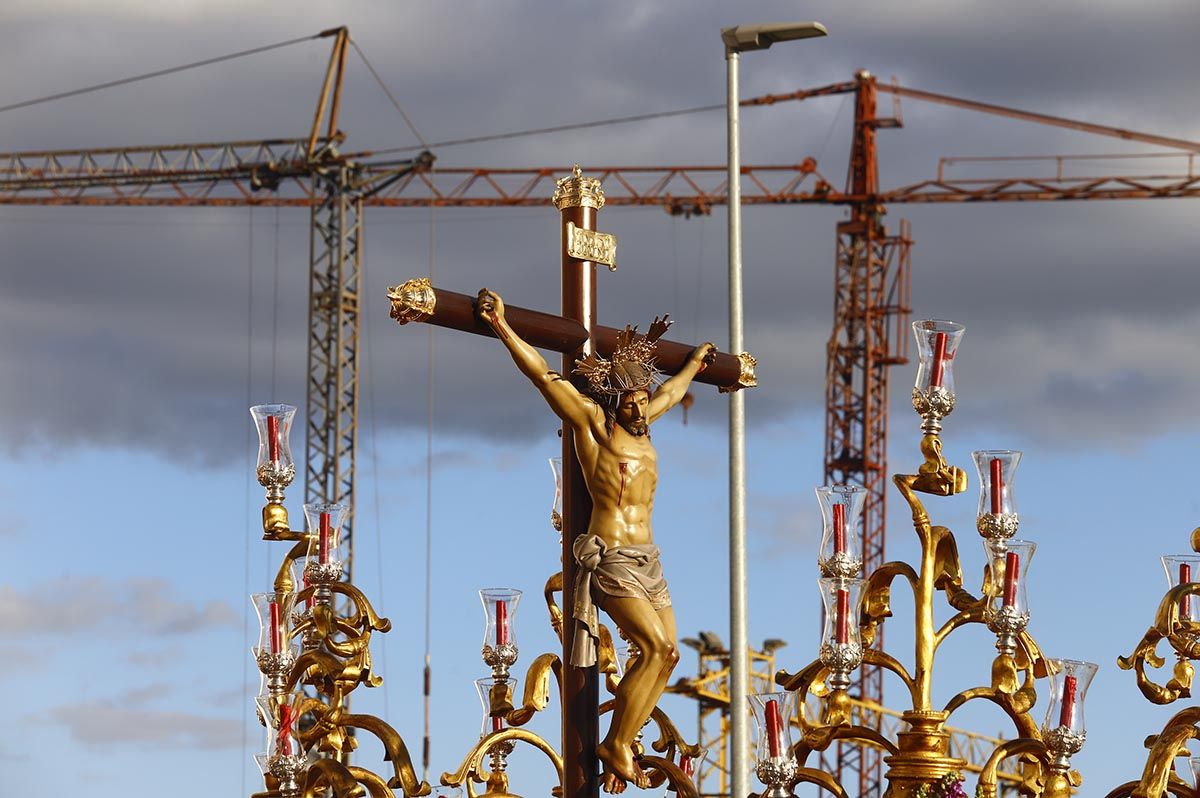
[[2, 1, 1200, 797]]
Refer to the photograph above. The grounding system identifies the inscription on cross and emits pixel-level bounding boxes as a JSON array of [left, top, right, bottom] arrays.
[[386, 166, 757, 798]]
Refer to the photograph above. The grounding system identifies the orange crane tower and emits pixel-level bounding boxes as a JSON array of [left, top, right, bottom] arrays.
[[4, 39, 1200, 793]]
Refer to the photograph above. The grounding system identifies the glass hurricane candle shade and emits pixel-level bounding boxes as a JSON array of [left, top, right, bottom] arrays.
[[984, 540, 1035, 655], [1190, 758, 1200, 792], [749, 691, 798, 798], [254, 692, 312, 790], [480, 588, 521, 677], [973, 450, 1022, 541], [302, 503, 347, 587], [1041, 659, 1097, 768], [911, 320, 965, 423], [280, 560, 309, 633], [616, 643, 641, 678], [1162, 555, 1200, 624], [251, 592, 297, 680], [815, 485, 867, 579], [475, 676, 518, 737], [549, 457, 564, 536], [251, 405, 297, 496], [669, 748, 708, 795], [818, 577, 866, 690]]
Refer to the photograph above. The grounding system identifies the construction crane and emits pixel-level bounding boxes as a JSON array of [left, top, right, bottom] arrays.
[[5, 35, 1200, 792], [0, 28, 432, 583]]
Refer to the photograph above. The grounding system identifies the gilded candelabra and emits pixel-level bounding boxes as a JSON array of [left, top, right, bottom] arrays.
[[759, 320, 1097, 798], [249, 404, 430, 798], [1107, 530, 1200, 798]]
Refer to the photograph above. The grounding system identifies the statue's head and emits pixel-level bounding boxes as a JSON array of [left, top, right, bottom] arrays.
[[573, 316, 671, 432], [613, 389, 651, 437]]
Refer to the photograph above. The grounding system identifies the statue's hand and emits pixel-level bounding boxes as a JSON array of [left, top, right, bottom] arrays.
[[476, 288, 505, 327], [692, 342, 717, 371]]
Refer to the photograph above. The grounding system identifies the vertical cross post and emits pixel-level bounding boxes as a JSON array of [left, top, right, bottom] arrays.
[[556, 167, 601, 798]]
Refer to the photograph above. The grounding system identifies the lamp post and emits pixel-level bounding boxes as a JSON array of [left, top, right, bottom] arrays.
[[722, 21, 826, 798]]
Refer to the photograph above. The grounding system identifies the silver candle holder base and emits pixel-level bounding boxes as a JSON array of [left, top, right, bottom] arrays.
[[755, 755, 798, 798]]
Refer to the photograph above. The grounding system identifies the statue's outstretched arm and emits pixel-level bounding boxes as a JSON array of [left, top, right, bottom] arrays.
[[647, 342, 715, 422], [477, 288, 601, 432]]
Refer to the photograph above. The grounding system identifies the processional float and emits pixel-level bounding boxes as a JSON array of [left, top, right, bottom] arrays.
[[241, 166, 1200, 798]]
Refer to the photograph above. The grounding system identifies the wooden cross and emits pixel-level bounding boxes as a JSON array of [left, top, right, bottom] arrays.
[[386, 166, 756, 798]]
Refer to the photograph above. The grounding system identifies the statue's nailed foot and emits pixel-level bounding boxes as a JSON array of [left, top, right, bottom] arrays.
[[601, 769, 626, 794], [598, 741, 649, 792]]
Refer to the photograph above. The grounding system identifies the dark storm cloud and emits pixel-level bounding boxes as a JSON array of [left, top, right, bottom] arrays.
[[0, 1, 1198, 462]]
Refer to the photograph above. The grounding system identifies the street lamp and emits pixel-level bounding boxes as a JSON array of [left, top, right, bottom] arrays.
[[722, 20, 826, 798], [722, 22, 828, 53]]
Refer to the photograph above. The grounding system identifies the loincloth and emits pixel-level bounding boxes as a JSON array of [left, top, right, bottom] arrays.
[[570, 534, 672, 667]]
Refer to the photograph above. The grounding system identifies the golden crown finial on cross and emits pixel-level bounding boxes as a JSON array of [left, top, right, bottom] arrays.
[[553, 164, 605, 210]]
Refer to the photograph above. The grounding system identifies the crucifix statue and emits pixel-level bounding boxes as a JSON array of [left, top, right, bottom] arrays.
[[478, 286, 714, 791], [387, 166, 757, 798]]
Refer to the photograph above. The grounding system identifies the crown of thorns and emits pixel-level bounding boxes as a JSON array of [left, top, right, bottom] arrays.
[[573, 316, 672, 396]]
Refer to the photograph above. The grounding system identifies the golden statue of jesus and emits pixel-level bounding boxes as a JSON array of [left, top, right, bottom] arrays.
[[477, 287, 714, 793]]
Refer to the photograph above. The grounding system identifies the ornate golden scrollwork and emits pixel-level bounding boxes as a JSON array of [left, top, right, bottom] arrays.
[[440, 727, 564, 798], [1118, 584, 1200, 704], [1108, 528, 1200, 798]]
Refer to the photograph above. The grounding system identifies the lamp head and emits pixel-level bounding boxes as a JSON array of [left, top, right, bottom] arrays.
[[721, 22, 827, 53]]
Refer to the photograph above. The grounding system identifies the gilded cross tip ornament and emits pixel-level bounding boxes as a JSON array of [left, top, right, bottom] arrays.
[[552, 164, 605, 210], [387, 277, 436, 325], [719, 351, 758, 393]]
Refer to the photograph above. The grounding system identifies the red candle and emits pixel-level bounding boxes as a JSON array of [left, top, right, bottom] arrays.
[[269, 601, 282, 654], [279, 704, 294, 756], [319, 512, 332, 564], [492, 715, 503, 733], [496, 600, 509, 646], [989, 457, 1003, 515], [266, 415, 280, 464], [836, 588, 850, 645], [764, 698, 783, 758], [929, 332, 949, 389], [1058, 675, 1077, 728], [680, 756, 694, 777], [1181, 563, 1192, 618], [832, 503, 846, 555], [1002, 551, 1019, 608]]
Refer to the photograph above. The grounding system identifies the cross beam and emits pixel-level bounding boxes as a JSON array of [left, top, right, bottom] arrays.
[[386, 281, 757, 393], [386, 168, 756, 798]]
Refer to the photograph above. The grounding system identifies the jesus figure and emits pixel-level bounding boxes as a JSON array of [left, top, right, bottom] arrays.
[[476, 287, 714, 793]]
